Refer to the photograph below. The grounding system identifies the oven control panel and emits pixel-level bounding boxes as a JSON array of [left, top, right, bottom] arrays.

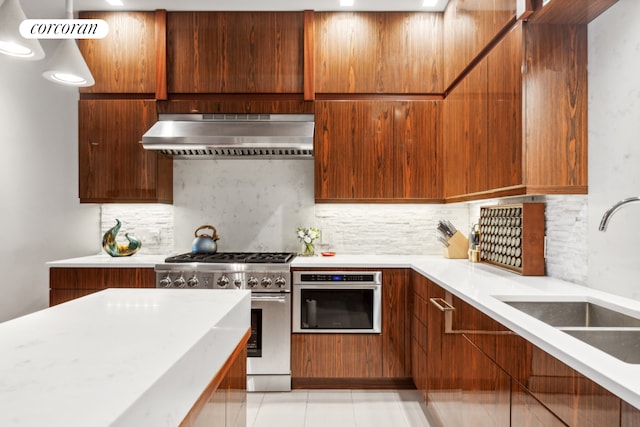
[[155, 269, 290, 292]]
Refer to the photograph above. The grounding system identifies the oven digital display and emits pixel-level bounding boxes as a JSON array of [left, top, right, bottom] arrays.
[[300, 274, 375, 282]]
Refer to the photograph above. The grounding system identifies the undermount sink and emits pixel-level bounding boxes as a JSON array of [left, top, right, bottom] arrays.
[[564, 330, 640, 364], [502, 299, 640, 363], [503, 300, 640, 328]]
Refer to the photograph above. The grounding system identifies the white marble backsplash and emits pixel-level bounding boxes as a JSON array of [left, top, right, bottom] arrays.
[[100, 162, 589, 286], [314, 204, 469, 255], [100, 204, 174, 255]]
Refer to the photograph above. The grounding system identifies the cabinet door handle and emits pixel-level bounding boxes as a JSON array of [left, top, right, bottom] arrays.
[[430, 297, 455, 312]]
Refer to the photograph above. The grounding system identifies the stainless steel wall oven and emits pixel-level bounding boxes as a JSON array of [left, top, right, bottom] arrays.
[[292, 271, 382, 333]]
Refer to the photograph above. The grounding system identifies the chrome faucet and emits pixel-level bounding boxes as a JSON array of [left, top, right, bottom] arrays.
[[599, 197, 640, 231]]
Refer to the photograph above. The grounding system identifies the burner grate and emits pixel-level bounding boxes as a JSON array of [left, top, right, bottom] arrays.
[[164, 252, 296, 264]]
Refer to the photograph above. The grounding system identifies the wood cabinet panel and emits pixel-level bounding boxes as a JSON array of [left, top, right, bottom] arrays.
[[78, 99, 172, 203], [511, 381, 568, 426], [529, 0, 619, 24], [78, 12, 157, 94], [382, 269, 411, 378], [486, 22, 523, 190], [443, 60, 487, 198], [522, 23, 588, 190], [181, 329, 248, 427], [393, 101, 443, 199], [291, 333, 383, 379], [314, 101, 394, 200], [315, 101, 441, 202], [157, 99, 314, 115], [315, 12, 443, 94], [50, 267, 155, 306], [167, 12, 304, 94], [522, 345, 620, 427], [443, 0, 516, 89], [622, 401, 640, 427], [425, 278, 511, 426]]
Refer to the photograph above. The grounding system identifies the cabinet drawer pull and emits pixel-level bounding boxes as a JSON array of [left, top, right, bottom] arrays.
[[430, 297, 455, 312]]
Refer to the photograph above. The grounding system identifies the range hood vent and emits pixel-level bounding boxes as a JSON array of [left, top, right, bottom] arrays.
[[141, 113, 314, 159]]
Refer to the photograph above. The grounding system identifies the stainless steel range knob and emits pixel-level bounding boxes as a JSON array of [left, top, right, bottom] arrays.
[[159, 275, 172, 288], [174, 276, 186, 288], [217, 275, 230, 288], [275, 276, 287, 288], [261, 277, 273, 288], [247, 277, 259, 288], [233, 278, 243, 289], [187, 275, 199, 288]]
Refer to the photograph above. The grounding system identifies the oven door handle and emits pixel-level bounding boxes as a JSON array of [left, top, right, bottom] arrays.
[[251, 294, 288, 303]]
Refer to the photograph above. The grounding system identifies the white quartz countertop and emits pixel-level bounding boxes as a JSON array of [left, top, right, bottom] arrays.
[[47, 253, 640, 409], [0, 288, 250, 427], [47, 254, 166, 268]]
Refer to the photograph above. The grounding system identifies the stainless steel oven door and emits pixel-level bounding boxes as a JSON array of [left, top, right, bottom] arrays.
[[247, 292, 291, 392], [292, 284, 381, 333]]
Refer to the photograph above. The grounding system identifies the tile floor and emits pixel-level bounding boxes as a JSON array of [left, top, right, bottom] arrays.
[[247, 389, 432, 427]]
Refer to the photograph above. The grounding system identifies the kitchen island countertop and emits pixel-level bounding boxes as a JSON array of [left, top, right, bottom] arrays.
[[0, 288, 250, 427]]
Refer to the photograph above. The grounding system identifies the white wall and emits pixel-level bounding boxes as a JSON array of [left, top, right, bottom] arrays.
[[0, 0, 99, 322], [588, 0, 640, 301]]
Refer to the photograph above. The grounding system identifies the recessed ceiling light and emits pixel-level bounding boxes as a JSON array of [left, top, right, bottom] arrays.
[[340, 0, 354, 6], [423, 0, 438, 6], [106, 0, 124, 5]]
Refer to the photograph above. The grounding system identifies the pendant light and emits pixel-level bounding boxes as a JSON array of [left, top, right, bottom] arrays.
[[42, 0, 94, 87], [0, 0, 45, 60]]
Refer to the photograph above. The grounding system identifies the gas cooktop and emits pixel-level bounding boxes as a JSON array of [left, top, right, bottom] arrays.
[[164, 252, 296, 264]]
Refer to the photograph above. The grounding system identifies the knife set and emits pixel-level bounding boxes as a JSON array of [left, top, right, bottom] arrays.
[[436, 219, 469, 259]]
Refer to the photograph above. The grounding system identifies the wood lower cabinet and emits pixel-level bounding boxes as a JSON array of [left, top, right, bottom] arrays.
[[314, 100, 442, 202], [291, 268, 411, 388], [181, 329, 248, 427], [511, 382, 567, 426], [49, 267, 155, 306], [412, 275, 640, 426], [419, 275, 510, 426], [78, 99, 173, 203]]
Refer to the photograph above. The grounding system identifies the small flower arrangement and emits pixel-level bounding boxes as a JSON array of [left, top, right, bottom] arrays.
[[296, 227, 320, 256]]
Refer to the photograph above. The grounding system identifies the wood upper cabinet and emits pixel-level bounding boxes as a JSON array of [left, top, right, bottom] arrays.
[[315, 100, 442, 202], [79, 99, 173, 203], [443, 0, 516, 89], [443, 21, 587, 201], [443, 59, 487, 198], [78, 12, 157, 94], [314, 12, 443, 94], [166, 12, 304, 94]]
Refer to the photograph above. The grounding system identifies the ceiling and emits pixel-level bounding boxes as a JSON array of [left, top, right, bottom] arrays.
[[72, 0, 451, 12]]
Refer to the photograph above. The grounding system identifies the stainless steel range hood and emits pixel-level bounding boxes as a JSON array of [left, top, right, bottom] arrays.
[[141, 113, 314, 159]]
